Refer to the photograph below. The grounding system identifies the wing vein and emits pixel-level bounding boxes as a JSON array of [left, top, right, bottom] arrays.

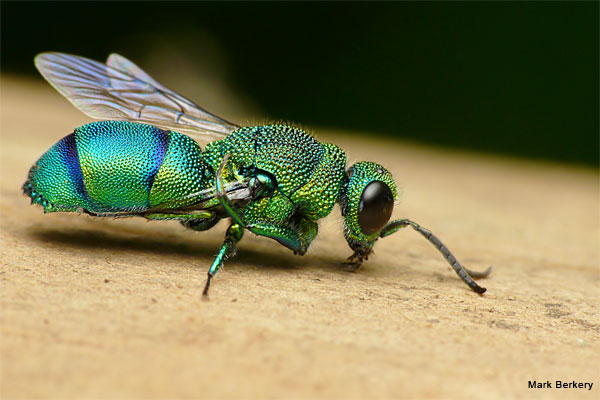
[[35, 52, 240, 145]]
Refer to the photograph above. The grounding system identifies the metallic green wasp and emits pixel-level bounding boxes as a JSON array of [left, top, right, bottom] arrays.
[[23, 52, 491, 295]]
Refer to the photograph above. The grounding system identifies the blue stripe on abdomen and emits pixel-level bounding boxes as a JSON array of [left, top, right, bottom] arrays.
[[60, 133, 93, 208], [149, 131, 210, 209], [23, 132, 95, 212]]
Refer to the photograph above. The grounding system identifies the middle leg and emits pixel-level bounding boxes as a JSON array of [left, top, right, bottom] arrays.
[[203, 223, 244, 296]]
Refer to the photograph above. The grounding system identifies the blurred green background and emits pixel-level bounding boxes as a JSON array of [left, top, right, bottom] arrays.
[[2, 2, 598, 166]]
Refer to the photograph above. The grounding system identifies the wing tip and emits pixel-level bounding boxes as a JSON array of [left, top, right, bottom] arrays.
[[34, 52, 51, 67], [107, 52, 124, 61], [34, 51, 67, 72], [34, 51, 61, 61]]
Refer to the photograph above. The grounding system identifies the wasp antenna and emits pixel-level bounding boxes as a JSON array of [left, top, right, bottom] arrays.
[[380, 219, 490, 294], [465, 266, 493, 279]]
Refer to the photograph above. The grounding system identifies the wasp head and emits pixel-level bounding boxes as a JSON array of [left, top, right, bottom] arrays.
[[339, 161, 398, 264]]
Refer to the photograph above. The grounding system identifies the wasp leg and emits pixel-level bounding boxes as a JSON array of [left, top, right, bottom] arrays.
[[143, 210, 215, 221], [342, 252, 365, 271], [243, 219, 316, 255], [214, 154, 247, 227], [214, 153, 319, 255], [380, 218, 492, 294], [146, 211, 220, 231], [296, 217, 318, 255], [180, 216, 220, 232], [203, 223, 244, 296]]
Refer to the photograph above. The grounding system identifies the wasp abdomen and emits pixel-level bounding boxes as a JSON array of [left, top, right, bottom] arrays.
[[24, 121, 210, 214], [23, 131, 92, 213]]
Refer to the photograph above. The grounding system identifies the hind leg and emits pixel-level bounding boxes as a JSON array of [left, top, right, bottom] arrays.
[[144, 210, 214, 222], [145, 210, 220, 231]]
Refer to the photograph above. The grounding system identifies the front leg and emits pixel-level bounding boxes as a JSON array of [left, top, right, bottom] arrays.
[[245, 216, 318, 255], [342, 250, 370, 271], [295, 216, 318, 255]]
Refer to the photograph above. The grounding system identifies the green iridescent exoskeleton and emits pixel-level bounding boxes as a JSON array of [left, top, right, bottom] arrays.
[[23, 52, 492, 295]]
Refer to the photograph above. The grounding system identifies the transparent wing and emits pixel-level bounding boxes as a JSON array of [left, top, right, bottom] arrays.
[[34, 52, 239, 143], [87, 180, 253, 218], [150, 180, 253, 211]]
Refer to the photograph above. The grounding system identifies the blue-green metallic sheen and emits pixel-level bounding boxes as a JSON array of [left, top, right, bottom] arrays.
[[25, 119, 400, 259], [24, 51, 491, 295], [24, 119, 491, 294], [24, 121, 213, 214]]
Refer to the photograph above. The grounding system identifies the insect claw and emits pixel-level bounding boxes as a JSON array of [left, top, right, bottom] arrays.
[[341, 251, 363, 271], [202, 272, 213, 296]]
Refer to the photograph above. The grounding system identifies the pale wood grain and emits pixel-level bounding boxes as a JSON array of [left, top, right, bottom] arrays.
[[1, 76, 598, 399]]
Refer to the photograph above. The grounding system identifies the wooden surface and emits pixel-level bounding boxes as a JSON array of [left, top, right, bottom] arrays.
[[1, 76, 598, 399]]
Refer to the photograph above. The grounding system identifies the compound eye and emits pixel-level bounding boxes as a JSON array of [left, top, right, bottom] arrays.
[[358, 181, 394, 235]]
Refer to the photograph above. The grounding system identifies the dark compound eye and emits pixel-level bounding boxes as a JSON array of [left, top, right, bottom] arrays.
[[358, 181, 394, 235]]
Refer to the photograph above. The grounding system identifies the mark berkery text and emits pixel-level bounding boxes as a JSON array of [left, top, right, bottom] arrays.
[[528, 381, 593, 390]]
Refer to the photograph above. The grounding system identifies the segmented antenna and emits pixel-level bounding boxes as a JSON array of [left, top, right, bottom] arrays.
[[381, 219, 492, 293]]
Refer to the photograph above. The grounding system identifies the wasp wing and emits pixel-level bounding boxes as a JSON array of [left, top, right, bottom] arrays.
[[34, 52, 239, 143], [86, 180, 253, 218], [104, 53, 235, 128], [149, 180, 253, 212]]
